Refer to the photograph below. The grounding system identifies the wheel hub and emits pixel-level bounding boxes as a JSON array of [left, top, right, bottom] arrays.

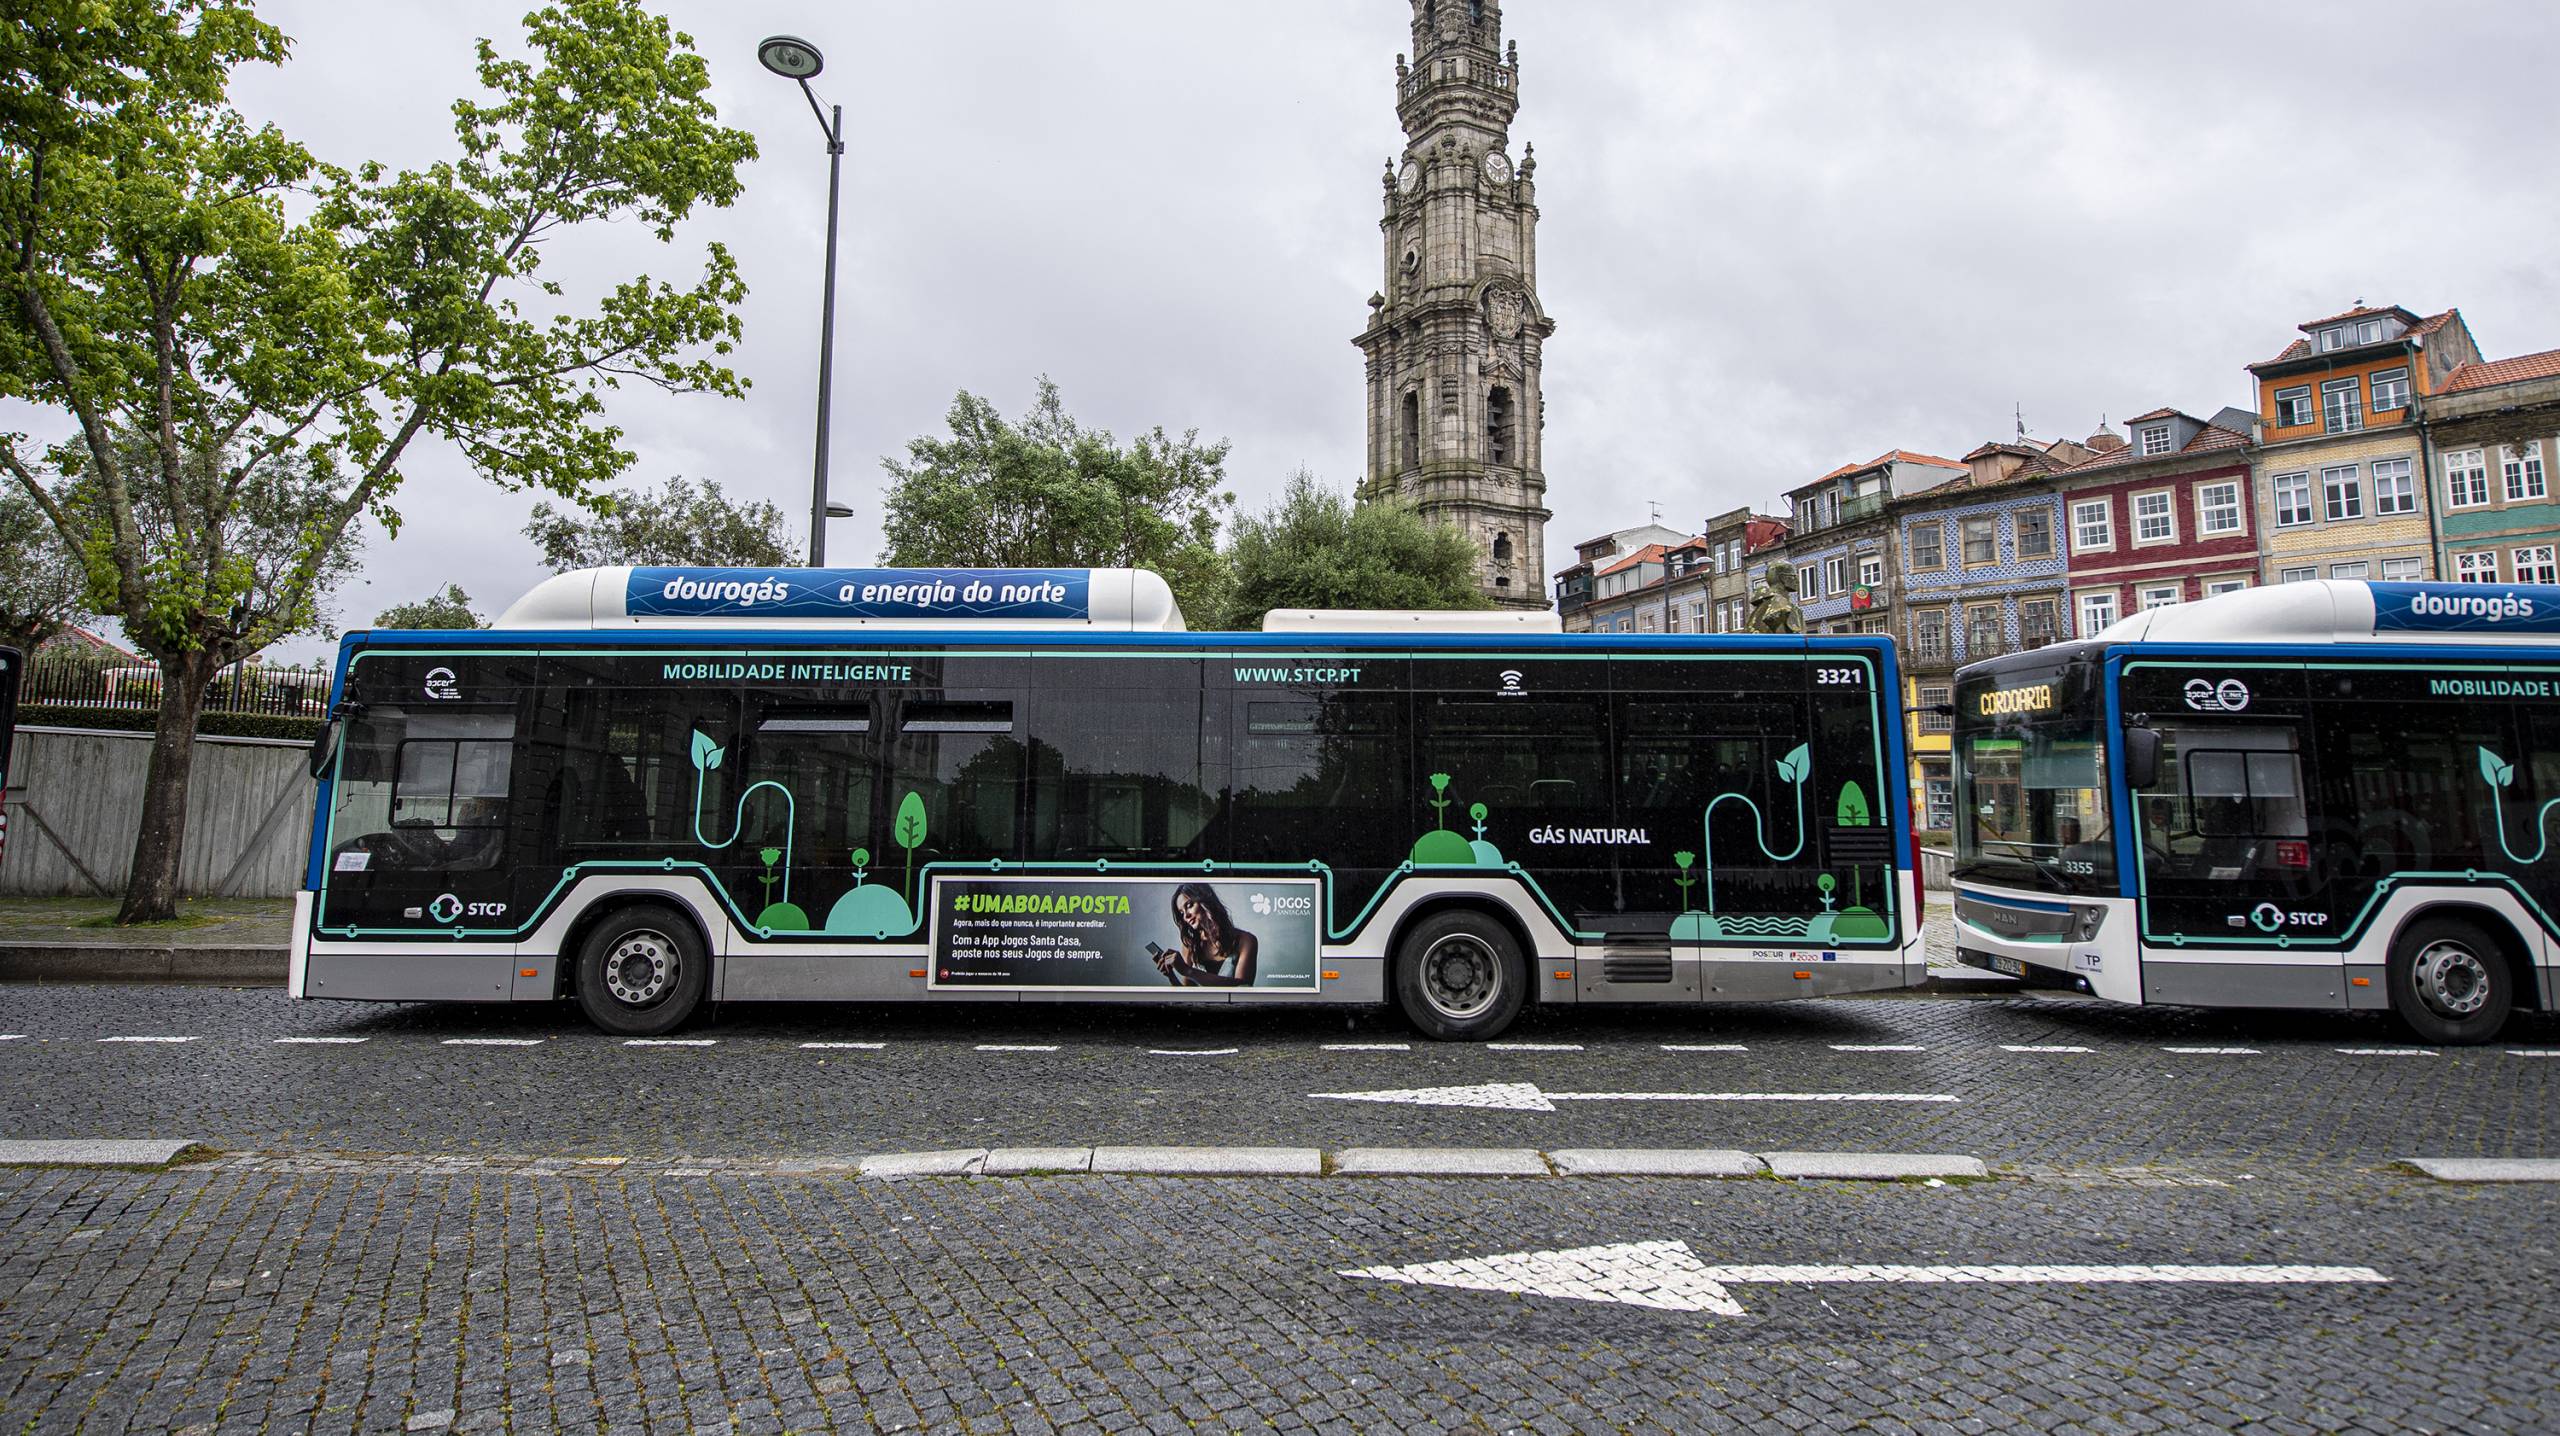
[[604, 931, 675, 1008], [1421, 934, 1500, 1021], [2411, 940, 2489, 1020]]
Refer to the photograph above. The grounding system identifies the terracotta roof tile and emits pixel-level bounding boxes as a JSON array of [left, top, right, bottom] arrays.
[[2122, 406, 2188, 424], [2059, 423, 2250, 474], [2406, 309, 2456, 339], [1594, 543, 1673, 578], [2265, 338, 2311, 364], [2444, 347, 2560, 393], [2300, 303, 2416, 331]]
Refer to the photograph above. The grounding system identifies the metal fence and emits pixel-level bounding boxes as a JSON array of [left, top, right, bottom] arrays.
[[19, 656, 332, 717]]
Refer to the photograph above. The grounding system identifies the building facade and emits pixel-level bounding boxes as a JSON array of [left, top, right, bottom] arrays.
[[2424, 348, 2560, 584], [2247, 305, 2481, 585], [2058, 412, 2259, 630], [1355, 0, 1553, 608], [1553, 523, 1686, 631], [1702, 507, 1788, 633], [1779, 451, 1964, 635]]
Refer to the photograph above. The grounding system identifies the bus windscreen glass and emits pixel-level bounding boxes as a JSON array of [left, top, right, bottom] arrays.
[[1953, 659, 2114, 893]]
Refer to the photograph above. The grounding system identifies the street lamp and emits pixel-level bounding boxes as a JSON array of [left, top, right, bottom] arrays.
[[759, 34, 845, 567]]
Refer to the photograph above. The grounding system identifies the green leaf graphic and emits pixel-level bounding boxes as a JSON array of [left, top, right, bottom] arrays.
[[690, 729, 724, 772], [1836, 780, 1872, 826], [1775, 743, 1812, 785], [894, 791, 929, 851], [2481, 746, 2515, 789]]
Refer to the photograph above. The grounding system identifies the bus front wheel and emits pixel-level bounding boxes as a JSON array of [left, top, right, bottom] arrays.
[[2385, 917, 2512, 1046], [574, 905, 708, 1036], [1394, 910, 1527, 1041]]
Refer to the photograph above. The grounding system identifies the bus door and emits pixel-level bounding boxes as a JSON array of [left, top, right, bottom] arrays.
[[2119, 660, 2327, 978]]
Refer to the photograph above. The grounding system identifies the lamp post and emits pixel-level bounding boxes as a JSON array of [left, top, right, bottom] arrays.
[[759, 34, 844, 567]]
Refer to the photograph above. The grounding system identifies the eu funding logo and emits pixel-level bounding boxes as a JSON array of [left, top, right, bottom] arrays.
[[2373, 583, 2560, 634]]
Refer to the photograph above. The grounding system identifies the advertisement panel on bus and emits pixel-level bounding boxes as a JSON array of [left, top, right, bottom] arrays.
[[931, 875, 1321, 992]]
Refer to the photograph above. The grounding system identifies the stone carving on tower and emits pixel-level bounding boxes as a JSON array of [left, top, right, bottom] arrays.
[[1355, 0, 1554, 609]]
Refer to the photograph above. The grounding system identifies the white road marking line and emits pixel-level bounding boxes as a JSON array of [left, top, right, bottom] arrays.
[[1661, 1044, 1749, 1052], [2505, 1049, 2560, 1057], [1310, 1081, 1957, 1112], [98, 1036, 198, 1044], [274, 1036, 369, 1045], [800, 1041, 886, 1050], [975, 1044, 1059, 1053], [1487, 1042, 1583, 1052], [0, 1034, 25, 1041], [2163, 1046, 2261, 1055], [1341, 1240, 2389, 1316], [1831, 1044, 1925, 1052], [1323, 1042, 1411, 1052], [443, 1037, 544, 1047], [2001, 1044, 2093, 1053], [1148, 1048, 1238, 1056], [2337, 1048, 2439, 1057], [624, 1038, 716, 1047]]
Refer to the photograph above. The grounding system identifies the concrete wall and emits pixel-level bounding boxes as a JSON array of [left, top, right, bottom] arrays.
[[0, 726, 314, 898]]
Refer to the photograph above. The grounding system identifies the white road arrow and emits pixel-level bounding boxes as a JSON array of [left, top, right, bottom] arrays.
[[1341, 1240, 2389, 1316], [1308, 1082, 1956, 1111]]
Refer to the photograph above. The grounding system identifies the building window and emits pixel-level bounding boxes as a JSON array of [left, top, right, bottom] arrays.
[[2132, 490, 2176, 544], [2320, 328, 2346, 352], [1486, 386, 1514, 466], [1918, 689, 1952, 739], [2369, 367, 2410, 412], [2273, 471, 2315, 526], [2372, 458, 2415, 515], [1923, 766, 1954, 830], [2205, 577, 2250, 597], [1858, 553, 1884, 589], [2322, 465, 2363, 521], [2516, 546, 2559, 585], [2382, 558, 2423, 582], [1823, 555, 1848, 597], [2455, 550, 2501, 583], [2446, 449, 2489, 507], [1909, 521, 1943, 571], [2322, 378, 2364, 434], [2138, 424, 2172, 456], [2328, 562, 2369, 580], [2017, 507, 2053, 559], [1911, 608, 1948, 665], [2504, 442, 2547, 501], [2078, 590, 2119, 634], [2139, 584, 2182, 611], [2279, 566, 2317, 583], [2359, 319, 2383, 345], [2071, 498, 2112, 551], [2273, 386, 2313, 427], [1961, 516, 1997, 566], [2197, 481, 2243, 535], [1400, 391, 1420, 470], [2020, 596, 2060, 649], [1964, 603, 2004, 658]]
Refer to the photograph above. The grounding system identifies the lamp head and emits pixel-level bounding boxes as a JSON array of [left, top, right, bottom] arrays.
[[758, 35, 823, 80]]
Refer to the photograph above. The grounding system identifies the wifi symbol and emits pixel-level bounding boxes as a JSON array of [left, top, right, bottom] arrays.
[[1499, 670, 1524, 692]]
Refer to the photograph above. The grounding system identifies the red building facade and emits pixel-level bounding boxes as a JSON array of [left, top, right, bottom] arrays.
[[2056, 411, 2259, 636]]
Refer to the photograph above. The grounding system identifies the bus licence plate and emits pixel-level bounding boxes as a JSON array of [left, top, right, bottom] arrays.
[[1988, 954, 2026, 977]]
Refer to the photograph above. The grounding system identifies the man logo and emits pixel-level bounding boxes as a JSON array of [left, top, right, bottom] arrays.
[[1497, 669, 1526, 698], [1249, 891, 1273, 916]]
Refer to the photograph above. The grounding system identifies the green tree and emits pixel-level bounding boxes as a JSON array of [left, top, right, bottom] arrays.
[[878, 378, 1233, 623], [525, 474, 796, 571], [0, 0, 755, 922], [373, 583, 483, 630], [1217, 470, 1491, 630], [0, 487, 88, 653]]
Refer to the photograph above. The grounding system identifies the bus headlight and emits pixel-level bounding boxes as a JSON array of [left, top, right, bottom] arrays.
[[2074, 905, 2107, 941]]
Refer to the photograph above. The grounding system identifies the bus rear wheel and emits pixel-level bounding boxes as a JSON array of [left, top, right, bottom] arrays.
[[574, 905, 707, 1037], [1394, 910, 1527, 1041], [2386, 917, 2512, 1047]]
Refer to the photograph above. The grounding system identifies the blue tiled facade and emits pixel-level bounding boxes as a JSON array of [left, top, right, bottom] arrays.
[[1895, 487, 2071, 663]]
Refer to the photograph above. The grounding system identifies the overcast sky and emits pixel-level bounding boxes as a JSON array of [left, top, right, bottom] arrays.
[[42, 1, 2560, 655]]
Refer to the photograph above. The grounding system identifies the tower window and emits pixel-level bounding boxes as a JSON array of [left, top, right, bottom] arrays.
[[1493, 532, 1513, 565], [1401, 391, 1420, 471], [1487, 386, 1514, 466]]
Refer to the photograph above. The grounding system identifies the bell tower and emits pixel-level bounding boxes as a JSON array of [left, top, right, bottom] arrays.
[[1355, 0, 1554, 609]]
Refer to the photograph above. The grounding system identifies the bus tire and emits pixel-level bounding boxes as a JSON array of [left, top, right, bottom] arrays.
[[2385, 916, 2512, 1047], [1394, 909, 1527, 1041], [573, 904, 707, 1037]]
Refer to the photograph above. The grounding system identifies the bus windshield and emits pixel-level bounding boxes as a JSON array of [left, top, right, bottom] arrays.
[[1952, 657, 2115, 894]]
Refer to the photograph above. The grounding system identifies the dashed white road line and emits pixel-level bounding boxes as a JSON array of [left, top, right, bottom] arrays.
[[2001, 1044, 2093, 1053], [2164, 1046, 2261, 1055], [98, 1036, 198, 1044], [1323, 1042, 1411, 1052], [976, 1044, 1060, 1053], [0, 1034, 24, 1042], [801, 1041, 886, 1050], [274, 1036, 369, 1045], [2506, 1049, 2560, 1058], [1661, 1044, 1749, 1052], [443, 1037, 544, 1047], [625, 1038, 717, 1047], [1487, 1042, 1583, 1052], [1832, 1044, 1926, 1053], [1149, 1048, 1239, 1057], [2337, 1048, 2438, 1057]]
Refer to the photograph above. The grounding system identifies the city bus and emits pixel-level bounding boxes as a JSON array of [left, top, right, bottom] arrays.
[[293, 567, 1925, 1038], [1950, 579, 2560, 1044]]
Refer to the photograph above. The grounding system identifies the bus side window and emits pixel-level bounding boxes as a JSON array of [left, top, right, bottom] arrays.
[[332, 707, 516, 872], [1029, 673, 1211, 863], [746, 705, 876, 871], [890, 699, 1023, 863]]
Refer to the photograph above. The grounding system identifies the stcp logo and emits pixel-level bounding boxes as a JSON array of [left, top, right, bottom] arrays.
[[427, 893, 465, 924], [2182, 677, 2251, 713]]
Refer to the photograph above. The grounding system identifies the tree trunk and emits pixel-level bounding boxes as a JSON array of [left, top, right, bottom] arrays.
[[117, 650, 217, 924]]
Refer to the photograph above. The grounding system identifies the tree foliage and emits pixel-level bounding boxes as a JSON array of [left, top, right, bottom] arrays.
[[525, 474, 796, 571], [374, 583, 483, 630], [0, 486, 88, 652], [1217, 470, 1491, 630], [0, 0, 756, 920], [878, 378, 1233, 623]]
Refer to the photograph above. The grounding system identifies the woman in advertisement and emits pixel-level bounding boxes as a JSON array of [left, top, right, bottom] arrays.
[[1155, 883, 1260, 987]]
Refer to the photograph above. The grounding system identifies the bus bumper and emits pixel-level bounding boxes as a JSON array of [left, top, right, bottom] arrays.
[[1950, 883, 2140, 1004]]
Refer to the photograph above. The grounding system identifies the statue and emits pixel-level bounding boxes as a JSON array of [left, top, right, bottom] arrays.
[[1746, 560, 1806, 635]]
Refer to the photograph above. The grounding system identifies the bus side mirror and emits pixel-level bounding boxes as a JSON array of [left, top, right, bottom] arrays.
[[2123, 726, 2162, 791], [308, 706, 356, 779]]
